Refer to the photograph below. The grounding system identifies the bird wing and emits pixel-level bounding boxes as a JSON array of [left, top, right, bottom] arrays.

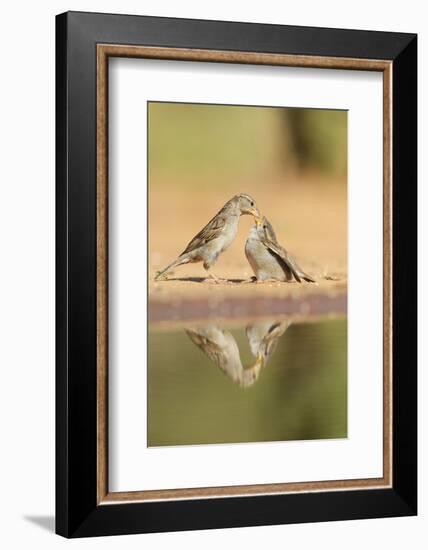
[[185, 329, 228, 371], [186, 328, 243, 383], [261, 237, 316, 283], [180, 214, 227, 255], [261, 321, 292, 361], [247, 320, 291, 362]]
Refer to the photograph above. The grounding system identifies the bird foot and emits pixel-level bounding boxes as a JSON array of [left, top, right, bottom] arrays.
[[154, 271, 169, 281], [242, 277, 257, 284], [205, 277, 223, 284]]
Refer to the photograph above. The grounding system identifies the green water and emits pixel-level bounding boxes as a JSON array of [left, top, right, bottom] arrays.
[[148, 318, 347, 447]]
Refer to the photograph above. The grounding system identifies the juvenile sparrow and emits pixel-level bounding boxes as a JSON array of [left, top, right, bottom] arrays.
[[245, 216, 316, 283], [246, 319, 291, 367], [186, 326, 264, 388], [155, 193, 260, 282]]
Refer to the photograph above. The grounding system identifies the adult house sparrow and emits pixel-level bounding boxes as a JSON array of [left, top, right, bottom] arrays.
[[245, 216, 316, 283], [246, 319, 291, 367], [186, 326, 264, 388], [155, 193, 260, 282]]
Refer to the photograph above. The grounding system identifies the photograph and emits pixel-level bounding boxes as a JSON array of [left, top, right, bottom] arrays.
[[148, 101, 348, 446]]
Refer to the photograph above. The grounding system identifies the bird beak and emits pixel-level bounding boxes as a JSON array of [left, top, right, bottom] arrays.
[[256, 352, 265, 367], [250, 207, 260, 218], [255, 216, 264, 227]]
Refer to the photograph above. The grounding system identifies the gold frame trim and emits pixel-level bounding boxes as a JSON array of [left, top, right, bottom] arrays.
[[96, 44, 393, 505]]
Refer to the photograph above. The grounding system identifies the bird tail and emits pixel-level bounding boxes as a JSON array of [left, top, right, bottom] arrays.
[[287, 255, 316, 283], [298, 271, 316, 283], [154, 255, 189, 280]]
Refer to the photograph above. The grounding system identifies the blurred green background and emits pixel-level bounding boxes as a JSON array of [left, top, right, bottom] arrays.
[[148, 101, 348, 279], [148, 102, 347, 184], [148, 319, 347, 446]]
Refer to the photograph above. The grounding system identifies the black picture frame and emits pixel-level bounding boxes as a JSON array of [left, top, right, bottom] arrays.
[[56, 11, 417, 538]]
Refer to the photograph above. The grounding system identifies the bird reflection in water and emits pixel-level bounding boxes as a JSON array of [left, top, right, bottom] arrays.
[[185, 319, 291, 388], [246, 319, 291, 365]]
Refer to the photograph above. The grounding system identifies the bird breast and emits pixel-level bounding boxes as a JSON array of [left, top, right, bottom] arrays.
[[245, 236, 287, 281], [217, 214, 240, 252]]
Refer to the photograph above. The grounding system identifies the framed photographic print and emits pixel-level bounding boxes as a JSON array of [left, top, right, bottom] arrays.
[[56, 11, 417, 537]]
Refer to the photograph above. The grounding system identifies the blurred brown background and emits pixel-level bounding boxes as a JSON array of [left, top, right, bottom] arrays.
[[148, 102, 347, 295]]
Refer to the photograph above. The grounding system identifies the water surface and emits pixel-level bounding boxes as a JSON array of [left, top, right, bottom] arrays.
[[148, 318, 347, 446]]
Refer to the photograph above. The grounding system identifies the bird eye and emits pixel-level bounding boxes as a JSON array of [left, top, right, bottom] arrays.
[[250, 201, 254, 206], [263, 225, 267, 229]]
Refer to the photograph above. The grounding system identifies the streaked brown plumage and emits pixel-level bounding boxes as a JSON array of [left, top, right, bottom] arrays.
[[155, 193, 260, 281], [246, 319, 291, 366], [186, 326, 263, 388], [245, 216, 316, 283]]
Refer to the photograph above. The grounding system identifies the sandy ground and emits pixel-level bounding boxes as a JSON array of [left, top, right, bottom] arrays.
[[149, 179, 347, 318]]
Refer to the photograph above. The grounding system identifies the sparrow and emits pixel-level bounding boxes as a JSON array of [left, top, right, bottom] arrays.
[[186, 326, 264, 388], [155, 194, 260, 282], [246, 319, 291, 367], [245, 216, 316, 283]]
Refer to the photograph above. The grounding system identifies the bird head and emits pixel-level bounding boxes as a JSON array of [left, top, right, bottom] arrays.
[[254, 215, 278, 242], [236, 193, 260, 218]]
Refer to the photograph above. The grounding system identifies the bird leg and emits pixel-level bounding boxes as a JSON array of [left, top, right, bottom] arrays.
[[204, 265, 229, 283], [206, 270, 221, 284]]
